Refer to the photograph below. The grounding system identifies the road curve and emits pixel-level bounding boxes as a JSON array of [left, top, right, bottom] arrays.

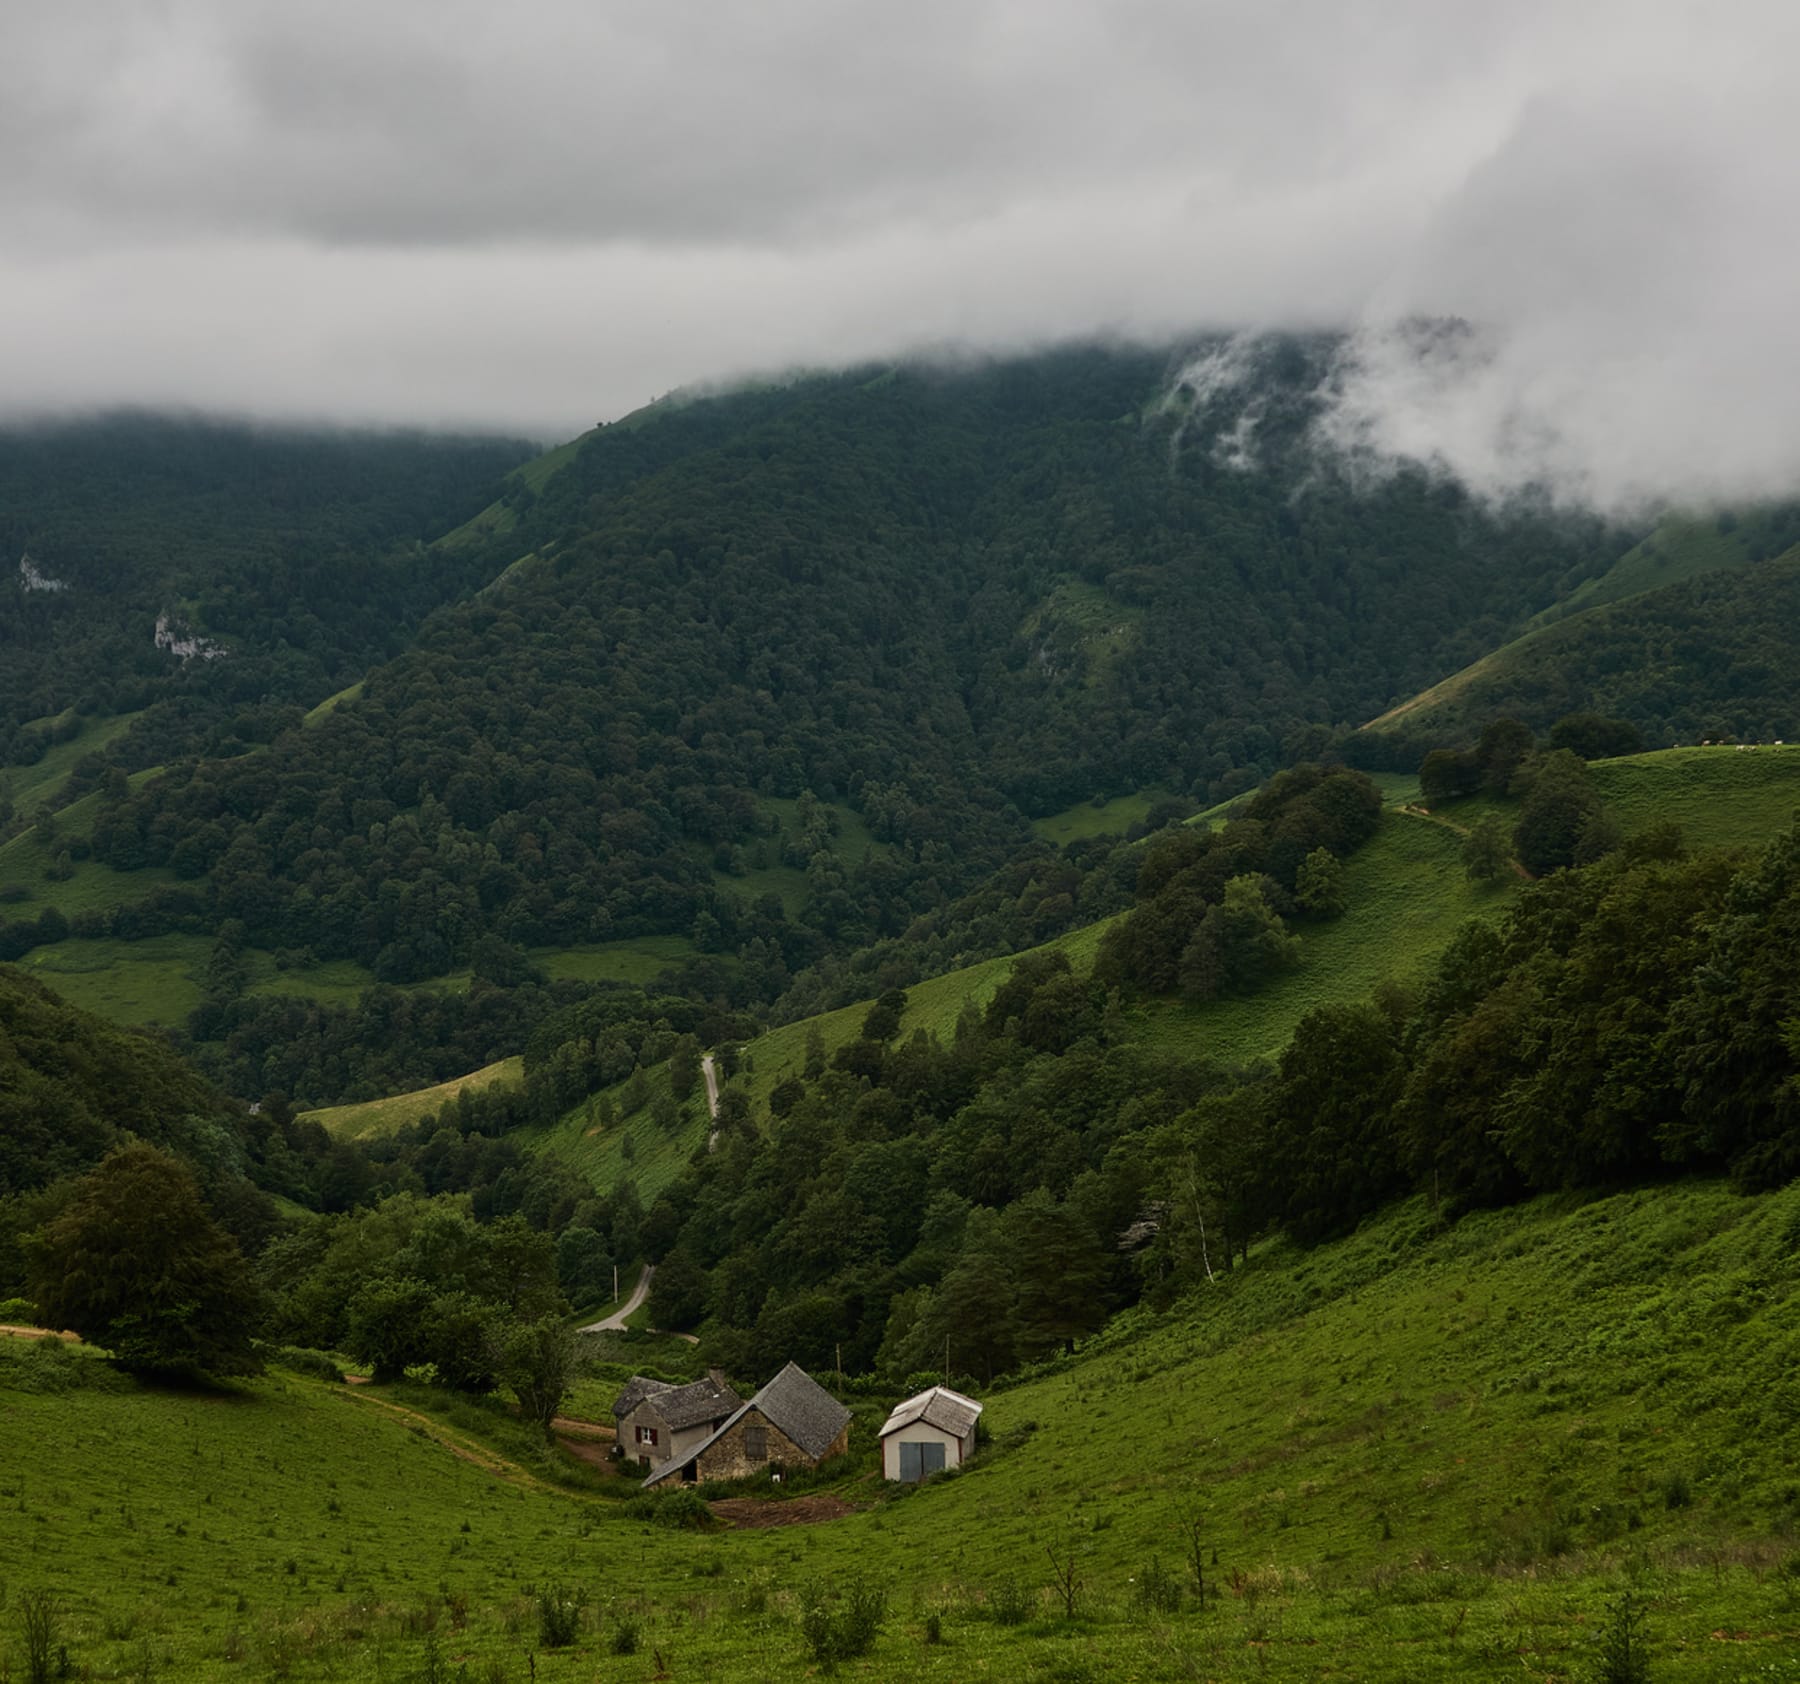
[[578, 1262, 652, 1333]]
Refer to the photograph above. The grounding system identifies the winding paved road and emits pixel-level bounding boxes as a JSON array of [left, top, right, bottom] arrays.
[[577, 1263, 652, 1333], [702, 1051, 721, 1148]]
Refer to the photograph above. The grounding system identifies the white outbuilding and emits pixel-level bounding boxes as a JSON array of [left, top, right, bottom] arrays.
[[879, 1385, 983, 1482]]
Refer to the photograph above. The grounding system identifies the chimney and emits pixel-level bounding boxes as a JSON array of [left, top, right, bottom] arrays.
[[708, 1367, 727, 1392]]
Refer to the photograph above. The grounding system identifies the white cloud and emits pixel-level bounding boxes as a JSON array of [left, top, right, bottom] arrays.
[[2, 0, 1798, 511]]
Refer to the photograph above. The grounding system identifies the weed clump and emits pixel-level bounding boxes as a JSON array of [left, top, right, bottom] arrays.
[[988, 1579, 1033, 1626], [18, 1589, 62, 1684], [799, 1576, 886, 1667], [1133, 1557, 1183, 1614], [535, 1584, 581, 1648]]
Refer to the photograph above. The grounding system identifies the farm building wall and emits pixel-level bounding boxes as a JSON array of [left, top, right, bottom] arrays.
[[881, 1421, 969, 1481], [691, 1407, 849, 1482]]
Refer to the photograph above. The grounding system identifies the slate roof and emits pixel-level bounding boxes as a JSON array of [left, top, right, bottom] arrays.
[[754, 1362, 855, 1459], [612, 1375, 673, 1419], [879, 1385, 982, 1441], [644, 1361, 853, 1487], [642, 1374, 742, 1431]]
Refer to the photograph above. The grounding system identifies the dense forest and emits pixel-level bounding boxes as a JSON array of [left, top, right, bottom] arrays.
[[5, 346, 1637, 1037], [0, 414, 532, 772]]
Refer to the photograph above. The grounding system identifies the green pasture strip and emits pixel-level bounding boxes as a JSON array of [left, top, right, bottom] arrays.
[[302, 1057, 525, 1141], [13, 934, 210, 1026], [1032, 790, 1165, 847], [2, 711, 141, 814], [1122, 809, 1514, 1066], [534, 935, 698, 987]]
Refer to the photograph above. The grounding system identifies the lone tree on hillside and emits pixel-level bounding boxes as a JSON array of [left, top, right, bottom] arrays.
[[28, 1141, 262, 1381]]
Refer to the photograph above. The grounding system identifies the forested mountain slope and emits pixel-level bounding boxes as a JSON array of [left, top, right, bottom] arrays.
[[0, 414, 533, 785], [60, 342, 1630, 990], [1351, 528, 1800, 764]]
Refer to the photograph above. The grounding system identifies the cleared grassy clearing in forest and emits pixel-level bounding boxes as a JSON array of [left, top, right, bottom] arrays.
[[1123, 808, 1514, 1066], [304, 1057, 524, 1140], [1031, 789, 1164, 846], [533, 935, 698, 988], [13, 934, 209, 1025], [1, 711, 140, 815], [1527, 514, 1767, 630], [526, 1058, 709, 1204], [1422, 744, 1800, 854], [709, 794, 894, 916], [4, 1181, 1798, 1679]]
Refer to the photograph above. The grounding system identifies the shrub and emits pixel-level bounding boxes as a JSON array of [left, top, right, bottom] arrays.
[[535, 1585, 580, 1648], [19, 1589, 60, 1684], [1592, 1590, 1652, 1684], [610, 1619, 640, 1656], [799, 1576, 886, 1667], [1134, 1557, 1183, 1614], [624, 1489, 715, 1530]]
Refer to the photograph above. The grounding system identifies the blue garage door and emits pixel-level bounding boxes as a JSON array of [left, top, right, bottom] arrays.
[[898, 1440, 947, 1482]]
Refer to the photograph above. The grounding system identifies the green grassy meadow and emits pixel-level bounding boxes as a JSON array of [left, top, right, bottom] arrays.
[[1122, 809, 1515, 1066], [13, 935, 212, 1025], [1367, 521, 1788, 736], [1032, 790, 1166, 847], [1590, 745, 1800, 849], [5, 1180, 1799, 1680], [533, 935, 699, 988], [523, 1059, 711, 1205], [711, 795, 893, 917], [1, 712, 141, 817], [1527, 515, 1772, 631], [301, 682, 364, 727], [304, 1057, 525, 1141]]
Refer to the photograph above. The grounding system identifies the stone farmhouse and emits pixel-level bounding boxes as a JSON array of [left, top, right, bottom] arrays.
[[612, 1369, 741, 1473], [879, 1384, 982, 1481], [643, 1361, 851, 1488]]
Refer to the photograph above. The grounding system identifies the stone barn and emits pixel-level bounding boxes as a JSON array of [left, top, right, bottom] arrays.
[[644, 1361, 851, 1487], [612, 1369, 741, 1472], [879, 1385, 982, 1481]]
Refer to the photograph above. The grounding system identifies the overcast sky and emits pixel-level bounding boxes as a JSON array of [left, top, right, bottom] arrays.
[[4, 1, 1797, 509]]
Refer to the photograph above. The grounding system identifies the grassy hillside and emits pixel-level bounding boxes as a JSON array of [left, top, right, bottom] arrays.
[[4, 1180, 1798, 1679], [1526, 511, 1768, 630], [1123, 808, 1511, 1065], [1032, 789, 1168, 847], [308, 744, 1800, 1186], [303, 1056, 524, 1141], [0, 711, 141, 817], [1591, 744, 1800, 849]]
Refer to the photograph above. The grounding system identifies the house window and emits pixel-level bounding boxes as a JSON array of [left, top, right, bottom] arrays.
[[636, 1426, 658, 1446], [744, 1425, 767, 1460]]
